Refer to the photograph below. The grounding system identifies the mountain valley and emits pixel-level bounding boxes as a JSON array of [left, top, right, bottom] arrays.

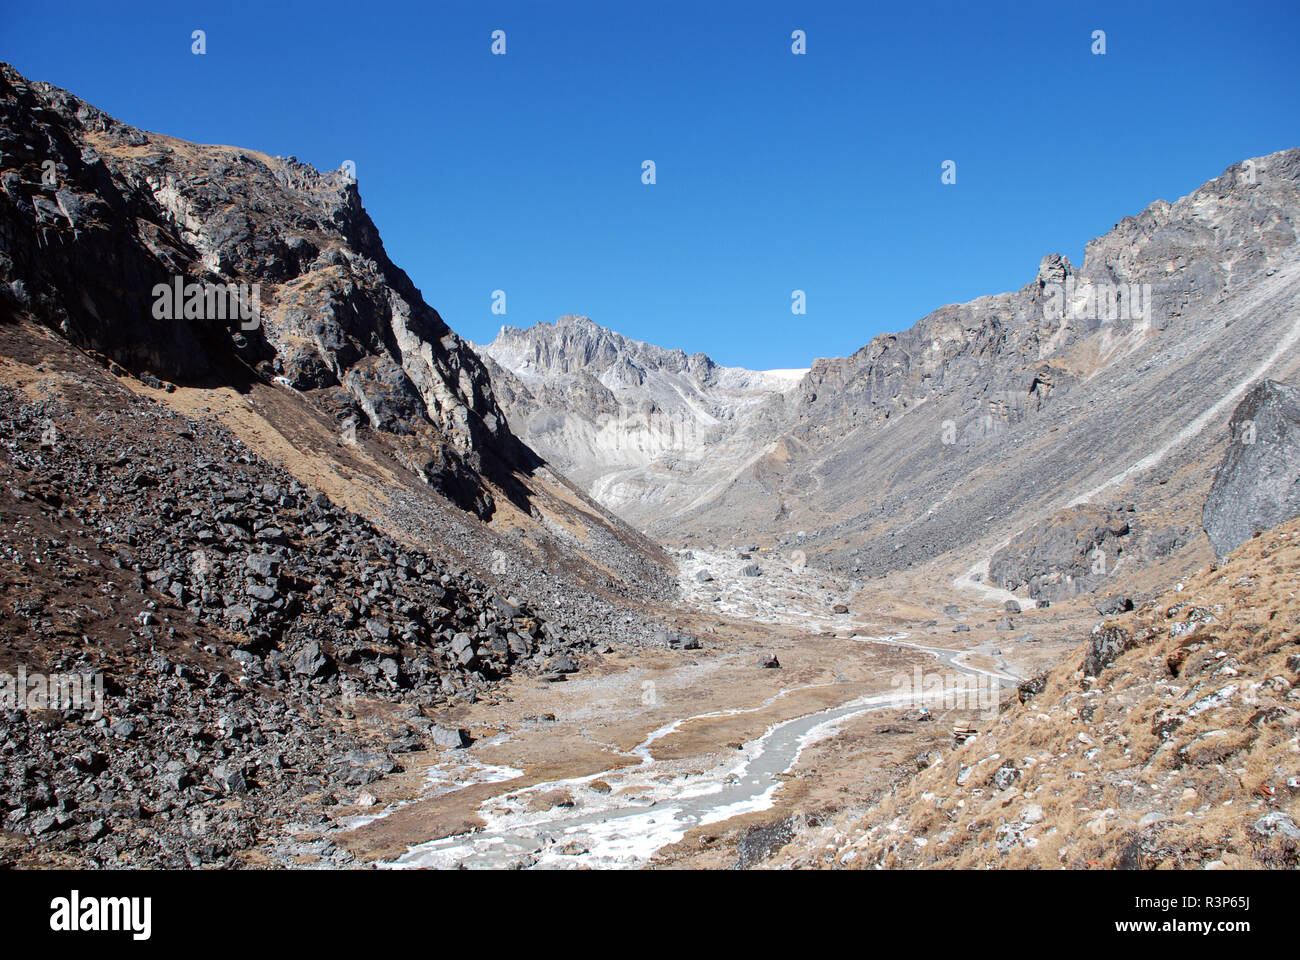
[[1, 63, 1297, 871]]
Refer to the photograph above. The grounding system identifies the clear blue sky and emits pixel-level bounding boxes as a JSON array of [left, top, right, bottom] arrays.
[[6, 1, 1299, 369]]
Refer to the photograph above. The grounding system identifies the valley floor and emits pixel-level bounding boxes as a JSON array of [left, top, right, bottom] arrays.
[[282, 548, 1098, 869]]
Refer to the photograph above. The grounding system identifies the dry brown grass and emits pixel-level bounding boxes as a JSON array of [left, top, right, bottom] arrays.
[[808, 519, 1300, 869]]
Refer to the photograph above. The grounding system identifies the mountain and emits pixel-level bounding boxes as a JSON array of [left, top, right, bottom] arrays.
[[485, 150, 1300, 612], [2, 60, 1297, 873], [472, 315, 805, 527], [692, 149, 1300, 589], [0, 62, 528, 517], [0, 63, 677, 866]]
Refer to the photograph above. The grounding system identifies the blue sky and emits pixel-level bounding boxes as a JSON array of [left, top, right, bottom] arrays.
[[6, 1, 1299, 369]]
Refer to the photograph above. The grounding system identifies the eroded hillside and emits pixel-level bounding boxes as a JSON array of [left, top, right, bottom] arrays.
[[769, 518, 1300, 870]]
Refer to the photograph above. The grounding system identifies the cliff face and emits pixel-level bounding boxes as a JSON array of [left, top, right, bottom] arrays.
[[0, 63, 525, 516]]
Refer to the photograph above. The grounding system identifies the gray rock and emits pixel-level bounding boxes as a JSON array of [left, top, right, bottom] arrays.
[[990, 762, 1021, 791], [245, 582, 277, 602], [335, 751, 400, 786], [212, 763, 248, 794], [548, 655, 577, 674], [493, 595, 522, 619], [1096, 595, 1134, 615], [246, 553, 279, 578], [1082, 624, 1130, 677], [1203, 379, 1300, 557], [430, 726, 470, 749], [1251, 811, 1300, 841], [293, 641, 332, 678]]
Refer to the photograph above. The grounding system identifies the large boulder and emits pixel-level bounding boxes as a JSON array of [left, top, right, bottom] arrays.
[[1203, 379, 1300, 558]]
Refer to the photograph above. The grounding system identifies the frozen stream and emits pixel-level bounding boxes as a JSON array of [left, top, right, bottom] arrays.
[[380, 637, 1018, 869]]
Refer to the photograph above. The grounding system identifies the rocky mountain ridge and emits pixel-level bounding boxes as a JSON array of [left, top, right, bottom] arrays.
[[780, 515, 1300, 870], [0, 62, 526, 517], [0, 64, 680, 867], [482, 149, 1300, 619], [473, 314, 805, 524]]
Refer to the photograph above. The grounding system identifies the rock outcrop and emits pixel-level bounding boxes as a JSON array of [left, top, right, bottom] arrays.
[[1203, 378, 1300, 558], [0, 62, 525, 517], [989, 504, 1136, 601]]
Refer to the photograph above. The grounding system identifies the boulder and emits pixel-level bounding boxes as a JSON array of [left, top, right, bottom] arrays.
[[1203, 379, 1300, 557], [1082, 624, 1130, 677], [430, 726, 470, 749], [548, 655, 578, 674], [293, 641, 332, 678], [1096, 595, 1134, 615]]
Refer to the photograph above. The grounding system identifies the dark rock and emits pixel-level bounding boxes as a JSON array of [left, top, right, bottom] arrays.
[[1082, 624, 1131, 677], [1096, 595, 1134, 615], [548, 655, 577, 674], [429, 726, 470, 749]]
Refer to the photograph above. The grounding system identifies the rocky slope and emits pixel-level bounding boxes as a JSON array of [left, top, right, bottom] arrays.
[[0, 61, 672, 610], [0, 65, 679, 867], [484, 149, 1300, 621], [0, 61, 529, 517], [771, 514, 1300, 870], [680, 148, 1300, 593], [473, 315, 805, 527]]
